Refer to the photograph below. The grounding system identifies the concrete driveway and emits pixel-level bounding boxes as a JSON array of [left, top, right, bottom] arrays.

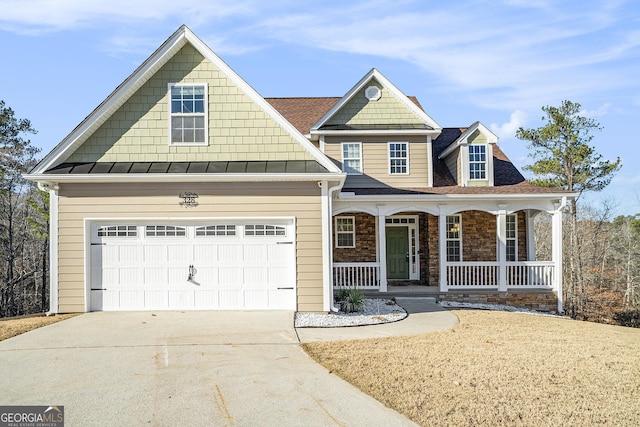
[[0, 311, 418, 426]]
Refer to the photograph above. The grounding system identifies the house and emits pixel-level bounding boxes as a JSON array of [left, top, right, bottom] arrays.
[[26, 26, 571, 315]]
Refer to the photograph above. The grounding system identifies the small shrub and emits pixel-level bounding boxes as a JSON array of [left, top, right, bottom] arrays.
[[336, 288, 365, 313]]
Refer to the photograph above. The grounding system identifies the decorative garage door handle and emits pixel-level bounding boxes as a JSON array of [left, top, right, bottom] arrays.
[[188, 265, 197, 282]]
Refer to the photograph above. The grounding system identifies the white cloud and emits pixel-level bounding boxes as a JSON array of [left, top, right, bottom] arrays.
[[490, 111, 528, 141], [0, 0, 257, 33], [579, 103, 612, 118]]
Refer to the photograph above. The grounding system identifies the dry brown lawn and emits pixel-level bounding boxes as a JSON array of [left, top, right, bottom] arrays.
[[302, 310, 640, 426], [0, 314, 78, 341]]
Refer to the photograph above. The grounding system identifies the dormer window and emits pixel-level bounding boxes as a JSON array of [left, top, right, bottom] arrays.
[[468, 145, 486, 180], [169, 83, 207, 145]]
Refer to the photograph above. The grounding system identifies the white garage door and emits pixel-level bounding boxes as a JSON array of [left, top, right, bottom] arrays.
[[89, 221, 296, 311]]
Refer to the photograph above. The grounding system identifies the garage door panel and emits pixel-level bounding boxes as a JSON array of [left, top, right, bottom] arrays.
[[168, 268, 191, 285], [144, 268, 167, 286], [194, 245, 217, 263], [119, 268, 142, 286], [268, 244, 292, 262], [194, 290, 219, 308], [144, 245, 166, 263], [119, 291, 144, 309], [195, 267, 217, 285], [145, 291, 169, 308], [219, 290, 243, 308], [245, 290, 269, 309], [218, 245, 242, 262], [219, 267, 243, 285], [268, 267, 290, 286], [167, 245, 193, 263], [169, 291, 195, 309], [119, 245, 141, 263], [90, 221, 295, 311], [244, 245, 267, 262], [244, 267, 267, 288]]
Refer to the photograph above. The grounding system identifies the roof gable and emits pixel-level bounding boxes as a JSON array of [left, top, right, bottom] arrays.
[[31, 26, 340, 174], [438, 121, 498, 159], [311, 69, 441, 133]]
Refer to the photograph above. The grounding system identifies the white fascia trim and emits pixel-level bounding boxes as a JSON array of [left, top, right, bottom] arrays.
[[25, 172, 347, 185], [310, 69, 442, 132], [32, 27, 190, 174], [438, 121, 499, 159], [311, 129, 441, 137]]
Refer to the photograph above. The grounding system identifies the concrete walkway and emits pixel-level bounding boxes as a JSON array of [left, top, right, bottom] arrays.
[[0, 303, 458, 426], [297, 299, 459, 342]]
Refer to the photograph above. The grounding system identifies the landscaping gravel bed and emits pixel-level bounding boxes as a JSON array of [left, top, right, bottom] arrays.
[[294, 299, 407, 328]]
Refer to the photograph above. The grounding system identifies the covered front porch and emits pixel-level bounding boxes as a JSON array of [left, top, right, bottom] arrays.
[[330, 197, 566, 311]]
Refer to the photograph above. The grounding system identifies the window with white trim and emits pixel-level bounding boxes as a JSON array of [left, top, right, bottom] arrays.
[[342, 143, 362, 174], [97, 225, 137, 237], [389, 142, 408, 174], [145, 225, 187, 237], [446, 215, 462, 262], [468, 145, 487, 180], [335, 217, 355, 248], [244, 224, 286, 236], [195, 225, 236, 237], [169, 83, 207, 145], [506, 214, 517, 261]]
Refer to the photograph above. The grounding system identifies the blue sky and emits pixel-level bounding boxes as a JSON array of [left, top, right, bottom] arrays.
[[1, 0, 639, 215]]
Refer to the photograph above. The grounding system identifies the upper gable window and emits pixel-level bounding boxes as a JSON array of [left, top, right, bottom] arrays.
[[169, 83, 207, 146], [342, 143, 363, 175], [468, 145, 487, 180], [389, 142, 409, 175]]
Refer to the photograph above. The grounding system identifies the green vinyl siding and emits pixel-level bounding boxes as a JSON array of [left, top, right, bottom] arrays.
[[326, 79, 424, 127]]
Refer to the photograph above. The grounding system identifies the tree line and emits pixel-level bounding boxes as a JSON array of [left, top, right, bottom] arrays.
[[0, 100, 48, 317], [1, 98, 638, 326]]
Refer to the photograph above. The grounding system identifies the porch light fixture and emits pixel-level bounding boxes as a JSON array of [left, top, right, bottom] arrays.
[[179, 192, 199, 207]]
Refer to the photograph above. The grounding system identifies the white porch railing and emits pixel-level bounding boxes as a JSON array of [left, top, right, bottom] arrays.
[[506, 261, 555, 288], [446, 261, 555, 289], [447, 262, 499, 288], [333, 262, 380, 289]]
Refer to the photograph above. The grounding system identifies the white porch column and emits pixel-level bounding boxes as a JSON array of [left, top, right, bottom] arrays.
[[526, 210, 536, 261], [320, 181, 332, 312], [438, 210, 448, 292], [552, 204, 564, 312], [377, 212, 387, 292], [497, 207, 508, 292]]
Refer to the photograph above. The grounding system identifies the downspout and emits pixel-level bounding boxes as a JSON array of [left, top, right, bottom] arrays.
[[38, 182, 59, 316]]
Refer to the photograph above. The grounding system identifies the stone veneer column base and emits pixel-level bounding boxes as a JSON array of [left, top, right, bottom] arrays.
[[437, 291, 559, 314]]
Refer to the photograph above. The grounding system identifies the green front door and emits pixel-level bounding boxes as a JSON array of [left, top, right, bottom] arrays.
[[386, 227, 409, 280]]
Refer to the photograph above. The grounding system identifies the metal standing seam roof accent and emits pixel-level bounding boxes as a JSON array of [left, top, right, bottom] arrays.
[[43, 161, 331, 175], [318, 123, 434, 131]]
